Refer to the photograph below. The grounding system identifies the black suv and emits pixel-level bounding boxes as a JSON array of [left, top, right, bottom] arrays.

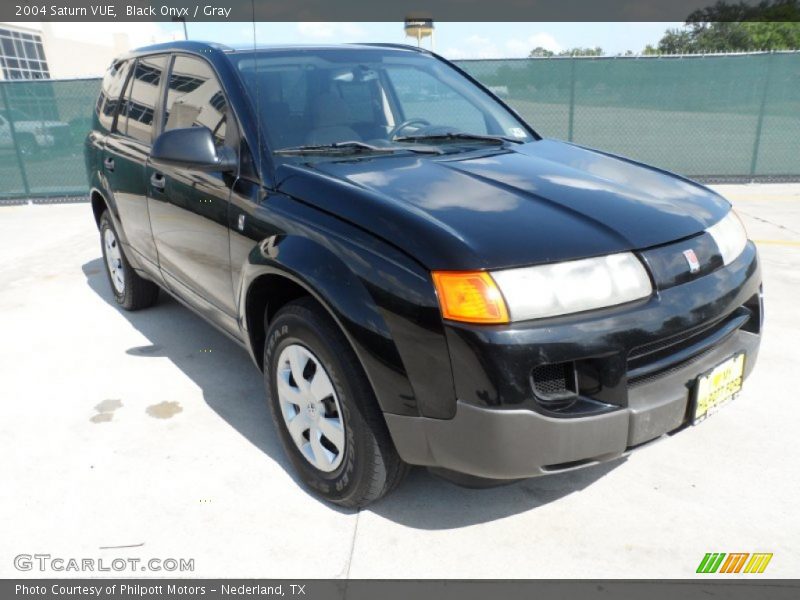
[[85, 41, 762, 507]]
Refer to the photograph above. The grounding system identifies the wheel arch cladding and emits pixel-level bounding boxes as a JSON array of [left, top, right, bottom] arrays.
[[241, 232, 457, 419], [90, 189, 107, 228]]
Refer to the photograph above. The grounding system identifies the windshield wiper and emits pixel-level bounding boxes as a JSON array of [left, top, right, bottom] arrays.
[[274, 141, 442, 156], [395, 132, 524, 145]]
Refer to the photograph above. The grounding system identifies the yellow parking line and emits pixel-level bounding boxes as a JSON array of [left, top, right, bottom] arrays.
[[753, 239, 800, 247]]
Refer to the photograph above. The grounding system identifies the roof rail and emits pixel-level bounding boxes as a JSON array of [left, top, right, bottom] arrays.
[[131, 40, 234, 54], [361, 43, 430, 54]]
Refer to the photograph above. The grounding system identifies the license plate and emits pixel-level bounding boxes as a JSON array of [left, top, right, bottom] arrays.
[[693, 353, 745, 423]]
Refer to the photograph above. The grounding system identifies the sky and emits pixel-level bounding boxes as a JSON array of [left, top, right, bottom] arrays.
[[45, 21, 685, 58]]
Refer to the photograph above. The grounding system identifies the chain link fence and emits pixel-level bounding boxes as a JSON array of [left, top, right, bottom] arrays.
[[0, 52, 798, 199], [458, 52, 800, 181], [0, 77, 98, 199]]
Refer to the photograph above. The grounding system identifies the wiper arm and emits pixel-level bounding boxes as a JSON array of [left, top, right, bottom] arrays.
[[274, 141, 395, 155], [395, 132, 524, 145], [274, 141, 442, 155]]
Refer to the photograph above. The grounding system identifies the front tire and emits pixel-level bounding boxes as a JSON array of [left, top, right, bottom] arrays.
[[99, 210, 158, 311], [264, 298, 408, 508]]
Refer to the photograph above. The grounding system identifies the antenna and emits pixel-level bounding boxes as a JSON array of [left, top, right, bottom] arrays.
[[250, 0, 262, 186]]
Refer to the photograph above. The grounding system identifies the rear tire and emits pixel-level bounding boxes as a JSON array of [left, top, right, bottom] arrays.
[[264, 298, 408, 508], [99, 210, 158, 311]]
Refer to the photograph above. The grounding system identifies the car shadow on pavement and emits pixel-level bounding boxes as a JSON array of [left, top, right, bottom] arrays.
[[80, 259, 331, 507], [83, 258, 624, 528], [369, 458, 624, 529]]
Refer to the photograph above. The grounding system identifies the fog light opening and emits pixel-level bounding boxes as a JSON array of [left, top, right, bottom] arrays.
[[530, 361, 579, 408]]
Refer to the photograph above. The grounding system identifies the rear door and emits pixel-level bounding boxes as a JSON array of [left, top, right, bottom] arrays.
[[104, 54, 168, 275], [146, 53, 238, 331]]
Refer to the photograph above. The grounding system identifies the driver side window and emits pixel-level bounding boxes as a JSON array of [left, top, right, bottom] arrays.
[[163, 55, 227, 147], [386, 66, 487, 135]]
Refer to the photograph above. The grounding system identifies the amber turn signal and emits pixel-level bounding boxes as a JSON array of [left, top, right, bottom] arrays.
[[431, 271, 510, 324]]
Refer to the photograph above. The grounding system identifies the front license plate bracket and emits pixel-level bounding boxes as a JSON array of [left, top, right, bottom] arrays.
[[692, 353, 745, 423]]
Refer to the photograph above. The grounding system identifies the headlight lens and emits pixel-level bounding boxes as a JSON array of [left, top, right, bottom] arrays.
[[706, 209, 747, 266], [491, 252, 652, 321]]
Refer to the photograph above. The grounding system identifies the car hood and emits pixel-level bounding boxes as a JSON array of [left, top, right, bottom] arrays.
[[276, 139, 730, 271]]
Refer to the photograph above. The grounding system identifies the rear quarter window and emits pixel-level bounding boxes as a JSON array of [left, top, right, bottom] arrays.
[[96, 59, 131, 133]]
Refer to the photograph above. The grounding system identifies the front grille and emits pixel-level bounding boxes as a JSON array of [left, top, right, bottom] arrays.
[[629, 316, 726, 362], [626, 307, 751, 386], [628, 347, 715, 387]]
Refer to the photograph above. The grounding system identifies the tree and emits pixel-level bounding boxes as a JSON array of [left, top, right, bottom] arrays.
[[650, 0, 800, 53], [528, 46, 554, 57], [558, 47, 604, 57], [528, 46, 605, 57]]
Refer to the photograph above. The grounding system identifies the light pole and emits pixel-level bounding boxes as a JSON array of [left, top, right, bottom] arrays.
[[172, 16, 188, 40]]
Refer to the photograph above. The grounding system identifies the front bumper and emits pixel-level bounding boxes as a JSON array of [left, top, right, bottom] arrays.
[[386, 241, 763, 480]]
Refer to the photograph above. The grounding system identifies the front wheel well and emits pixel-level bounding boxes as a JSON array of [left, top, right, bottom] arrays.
[[245, 274, 314, 371], [90, 190, 107, 229]]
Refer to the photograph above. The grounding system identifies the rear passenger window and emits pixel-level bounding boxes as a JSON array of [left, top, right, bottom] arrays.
[[97, 59, 131, 132], [164, 55, 227, 147], [116, 55, 168, 144]]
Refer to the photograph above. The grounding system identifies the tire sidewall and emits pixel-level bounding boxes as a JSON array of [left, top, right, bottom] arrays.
[[264, 309, 370, 503], [99, 212, 129, 306]]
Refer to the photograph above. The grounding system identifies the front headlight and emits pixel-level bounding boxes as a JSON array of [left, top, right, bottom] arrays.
[[491, 252, 652, 321], [706, 209, 747, 266]]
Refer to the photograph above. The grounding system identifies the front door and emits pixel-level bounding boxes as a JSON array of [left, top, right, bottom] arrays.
[[147, 53, 238, 331]]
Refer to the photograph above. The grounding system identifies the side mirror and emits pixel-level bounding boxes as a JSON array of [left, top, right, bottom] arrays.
[[151, 126, 237, 172]]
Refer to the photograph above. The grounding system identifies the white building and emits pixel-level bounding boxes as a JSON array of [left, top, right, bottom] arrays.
[[0, 22, 178, 80]]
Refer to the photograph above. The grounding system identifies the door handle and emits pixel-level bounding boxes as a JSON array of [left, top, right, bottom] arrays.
[[150, 172, 166, 191], [103, 157, 115, 172]]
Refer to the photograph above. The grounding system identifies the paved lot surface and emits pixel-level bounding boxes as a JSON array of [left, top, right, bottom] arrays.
[[1, 184, 799, 578]]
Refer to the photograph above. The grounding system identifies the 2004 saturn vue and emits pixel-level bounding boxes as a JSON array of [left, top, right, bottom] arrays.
[[85, 42, 763, 507]]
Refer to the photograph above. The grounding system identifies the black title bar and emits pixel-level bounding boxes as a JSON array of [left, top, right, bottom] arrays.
[[5, 580, 800, 600], [4, 0, 799, 22]]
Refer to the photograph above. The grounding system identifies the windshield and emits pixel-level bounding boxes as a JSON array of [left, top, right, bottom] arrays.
[[230, 47, 535, 155]]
